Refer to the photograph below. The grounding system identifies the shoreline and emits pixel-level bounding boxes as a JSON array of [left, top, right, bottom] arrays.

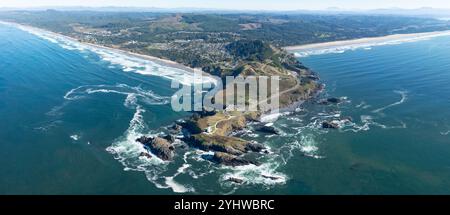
[[284, 30, 450, 52], [0, 20, 215, 81], [0, 19, 323, 187], [0, 20, 320, 114]]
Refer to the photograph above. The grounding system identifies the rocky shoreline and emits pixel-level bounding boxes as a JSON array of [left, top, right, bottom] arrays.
[[134, 88, 356, 169], [135, 68, 323, 170], [5, 20, 329, 170]]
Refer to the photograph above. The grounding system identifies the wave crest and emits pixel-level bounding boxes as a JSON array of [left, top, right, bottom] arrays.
[[64, 84, 170, 106], [293, 31, 450, 57], [10, 22, 217, 86]]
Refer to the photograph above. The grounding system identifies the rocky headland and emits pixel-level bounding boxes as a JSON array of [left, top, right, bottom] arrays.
[[135, 44, 323, 166]]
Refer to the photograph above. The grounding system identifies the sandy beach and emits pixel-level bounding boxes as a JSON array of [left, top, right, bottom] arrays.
[[0, 20, 213, 79], [284, 30, 450, 52]]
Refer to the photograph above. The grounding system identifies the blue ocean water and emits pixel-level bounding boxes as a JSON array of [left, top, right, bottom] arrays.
[[1, 23, 450, 194], [0, 24, 187, 194], [286, 36, 450, 194]]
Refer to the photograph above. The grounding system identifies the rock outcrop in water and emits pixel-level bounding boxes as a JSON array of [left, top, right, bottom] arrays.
[[174, 69, 321, 166], [169, 124, 182, 134], [318, 97, 342, 105], [322, 121, 340, 129], [211, 152, 259, 167], [261, 174, 283, 181], [185, 133, 266, 156], [136, 136, 175, 161], [255, 124, 280, 135], [227, 177, 244, 184], [139, 152, 153, 159], [162, 134, 176, 143], [146, 48, 321, 166]]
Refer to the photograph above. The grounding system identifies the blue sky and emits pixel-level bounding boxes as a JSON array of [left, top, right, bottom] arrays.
[[1, 0, 449, 10]]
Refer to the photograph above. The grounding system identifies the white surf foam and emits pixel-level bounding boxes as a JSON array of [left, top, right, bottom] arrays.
[[293, 32, 450, 57], [165, 176, 193, 193], [260, 112, 291, 123], [70, 134, 80, 141], [106, 104, 174, 188], [7, 22, 217, 86], [373, 90, 408, 113], [64, 84, 170, 106], [62, 83, 194, 193], [2, 21, 337, 194], [356, 101, 371, 109], [105, 103, 197, 193], [160, 151, 198, 193], [284, 134, 323, 160], [221, 161, 287, 187]]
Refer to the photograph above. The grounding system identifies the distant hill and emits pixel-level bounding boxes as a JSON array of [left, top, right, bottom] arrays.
[[366, 8, 450, 18], [1, 6, 450, 18]]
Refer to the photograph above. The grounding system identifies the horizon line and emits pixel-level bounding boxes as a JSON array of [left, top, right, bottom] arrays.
[[1, 6, 450, 12]]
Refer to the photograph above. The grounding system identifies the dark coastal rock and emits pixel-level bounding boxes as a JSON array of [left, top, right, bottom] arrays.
[[185, 134, 264, 156], [211, 152, 258, 167], [327, 97, 341, 104], [244, 112, 262, 122], [179, 119, 204, 135], [305, 74, 319, 81], [136, 136, 174, 161], [227, 177, 244, 184], [322, 121, 340, 129], [245, 141, 266, 153], [261, 174, 282, 180], [136, 136, 152, 145], [169, 124, 182, 133], [163, 134, 176, 143], [255, 124, 280, 135], [318, 97, 342, 105], [139, 152, 152, 159], [196, 109, 217, 117]]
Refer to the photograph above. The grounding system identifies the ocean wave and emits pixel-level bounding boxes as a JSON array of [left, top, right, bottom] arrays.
[[260, 112, 292, 123], [316, 113, 407, 133], [101, 101, 200, 193], [8, 22, 217, 86], [218, 129, 324, 189], [373, 90, 408, 113], [287, 135, 323, 159], [220, 161, 287, 188], [164, 162, 195, 193], [261, 114, 325, 161], [64, 84, 170, 107], [33, 119, 64, 132], [62, 83, 194, 192], [356, 101, 371, 109], [293, 32, 450, 57], [106, 105, 177, 190], [70, 134, 81, 141]]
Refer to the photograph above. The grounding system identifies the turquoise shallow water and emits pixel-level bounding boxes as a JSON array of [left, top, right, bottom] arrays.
[[1, 23, 450, 194]]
